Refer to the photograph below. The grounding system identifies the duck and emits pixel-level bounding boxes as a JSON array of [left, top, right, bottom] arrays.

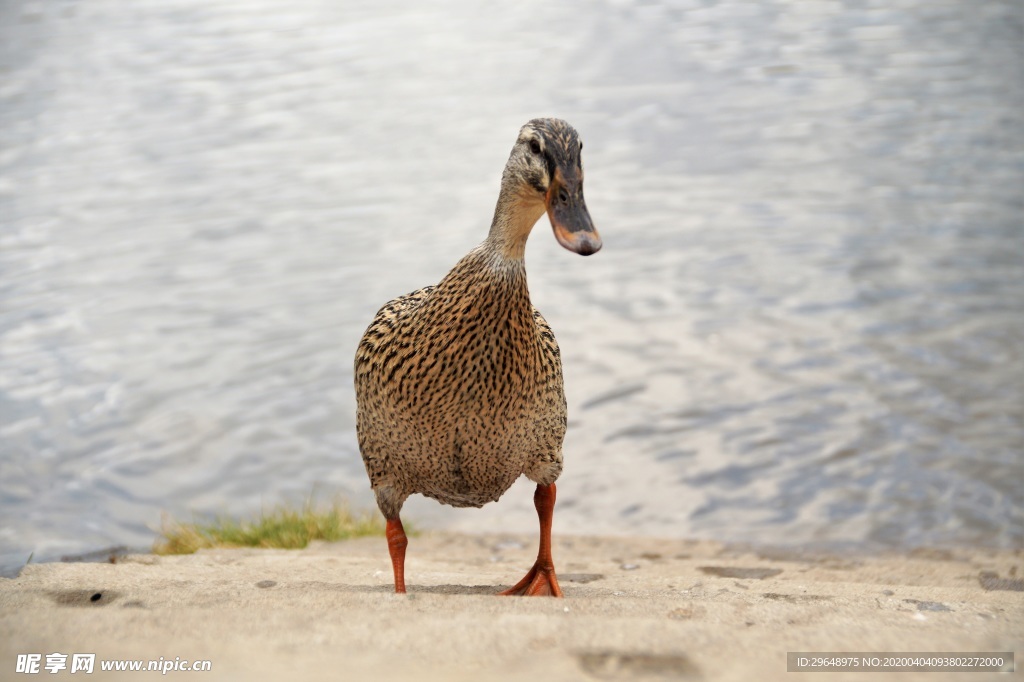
[[354, 118, 601, 596]]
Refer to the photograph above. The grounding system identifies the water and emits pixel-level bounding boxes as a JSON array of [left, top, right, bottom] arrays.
[[2, 0, 1023, 573]]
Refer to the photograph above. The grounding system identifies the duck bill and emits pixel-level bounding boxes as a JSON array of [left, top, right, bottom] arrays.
[[547, 188, 602, 256]]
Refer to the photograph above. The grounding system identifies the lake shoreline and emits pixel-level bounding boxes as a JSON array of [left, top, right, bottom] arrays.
[[2, 531, 1020, 680]]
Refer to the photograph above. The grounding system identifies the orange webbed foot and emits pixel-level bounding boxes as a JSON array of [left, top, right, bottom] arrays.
[[499, 561, 563, 597]]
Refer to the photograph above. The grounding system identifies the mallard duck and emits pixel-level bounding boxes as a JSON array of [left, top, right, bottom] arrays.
[[354, 118, 600, 596]]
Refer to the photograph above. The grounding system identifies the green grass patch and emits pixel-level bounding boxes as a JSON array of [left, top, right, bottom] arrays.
[[154, 501, 391, 555]]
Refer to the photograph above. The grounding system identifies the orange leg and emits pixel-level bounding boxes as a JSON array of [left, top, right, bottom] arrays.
[[386, 516, 408, 594], [500, 483, 563, 597]]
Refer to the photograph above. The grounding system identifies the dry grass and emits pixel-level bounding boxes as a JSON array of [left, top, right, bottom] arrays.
[[153, 501, 389, 555]]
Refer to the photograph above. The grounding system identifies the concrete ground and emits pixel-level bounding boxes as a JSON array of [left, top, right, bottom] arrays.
[[1, 532, 1020, 681]]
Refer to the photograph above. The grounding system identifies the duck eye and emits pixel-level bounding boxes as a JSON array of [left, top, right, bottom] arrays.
[[529, 139, 541, 155]]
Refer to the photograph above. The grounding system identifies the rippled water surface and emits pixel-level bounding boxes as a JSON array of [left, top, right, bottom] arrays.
[[2, 0, 1023, 572]]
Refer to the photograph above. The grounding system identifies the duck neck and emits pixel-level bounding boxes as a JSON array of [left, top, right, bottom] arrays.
[[484, 180, 547, 262]]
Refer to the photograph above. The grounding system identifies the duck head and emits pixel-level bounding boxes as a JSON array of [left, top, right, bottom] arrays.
[[493, 118, 602, 257]]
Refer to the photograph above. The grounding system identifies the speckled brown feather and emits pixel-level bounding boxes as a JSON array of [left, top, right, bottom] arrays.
[[354, 119, 584, 521]]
